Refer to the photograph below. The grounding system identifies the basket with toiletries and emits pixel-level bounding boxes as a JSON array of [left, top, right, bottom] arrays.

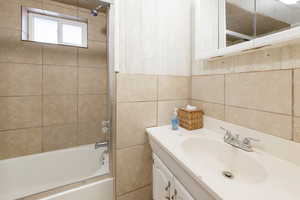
[[178, 105, 203, 130]]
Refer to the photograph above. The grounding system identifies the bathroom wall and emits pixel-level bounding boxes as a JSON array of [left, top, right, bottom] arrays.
[[116, 74, 190, 200], [0, 0, 108, 159], [192, 42, 300, 143], [116, 0, 192, 76], [114, 0, 192, 199]]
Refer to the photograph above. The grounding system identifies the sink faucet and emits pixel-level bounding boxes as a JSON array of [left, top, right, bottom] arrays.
[[220, 127, 259, 152]]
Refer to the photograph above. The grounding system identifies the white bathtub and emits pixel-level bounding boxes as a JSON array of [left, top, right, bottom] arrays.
[[39, 178, 113, 200], [0, 144, 110, 200]]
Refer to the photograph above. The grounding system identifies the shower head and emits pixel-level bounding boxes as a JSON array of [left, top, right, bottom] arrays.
[[90, 1, 110, 16], [91, 7, 99, 16]]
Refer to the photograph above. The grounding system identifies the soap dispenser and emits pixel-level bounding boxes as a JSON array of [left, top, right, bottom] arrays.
[[171, 108, 179, 130]]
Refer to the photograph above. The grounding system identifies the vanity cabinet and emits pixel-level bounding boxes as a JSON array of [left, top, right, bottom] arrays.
[[173, 179, 195, 200], [153, 154, 195, 200]]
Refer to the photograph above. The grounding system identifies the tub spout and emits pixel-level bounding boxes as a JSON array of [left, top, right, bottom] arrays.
[[95, 141, 108, 149]]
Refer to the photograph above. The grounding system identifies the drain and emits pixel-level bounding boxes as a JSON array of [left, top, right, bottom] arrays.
[[222, 171, 234, 179]]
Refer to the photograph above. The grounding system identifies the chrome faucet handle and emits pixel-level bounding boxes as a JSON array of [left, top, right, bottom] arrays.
[[220, 127, 233, 140], [220, 126, 232, 135], [243, 137, 260, 145]]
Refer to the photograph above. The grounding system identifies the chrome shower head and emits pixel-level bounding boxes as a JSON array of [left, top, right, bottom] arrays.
[[90, 3, 108, 16], [91, 8, 99, 16]]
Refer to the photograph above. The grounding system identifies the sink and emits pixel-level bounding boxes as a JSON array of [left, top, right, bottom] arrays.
[[181, 137, 268, 184]]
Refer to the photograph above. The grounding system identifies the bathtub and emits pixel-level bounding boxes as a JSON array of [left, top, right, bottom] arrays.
[[0, 144, 111, 200], [39, 178, 113, 200]]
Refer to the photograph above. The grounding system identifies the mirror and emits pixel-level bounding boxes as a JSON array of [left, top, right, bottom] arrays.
[[226, 0, 255, 46], [256, 0, 300, 37], [225, 0, 300, 47]]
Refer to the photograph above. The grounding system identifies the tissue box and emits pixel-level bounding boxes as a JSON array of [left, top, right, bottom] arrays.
[[178, 108, 203, 130]]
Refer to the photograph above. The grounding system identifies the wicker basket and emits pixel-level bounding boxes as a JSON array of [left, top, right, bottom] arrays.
[[178, 108, 203, 130]]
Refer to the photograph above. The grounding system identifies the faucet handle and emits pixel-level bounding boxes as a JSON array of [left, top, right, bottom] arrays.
[[220, 126, 231, 134], [243, 137, 260, 145], [220, 127, 233, 141]]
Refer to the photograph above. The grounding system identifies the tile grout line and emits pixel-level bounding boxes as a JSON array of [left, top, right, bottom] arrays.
[[117, 184, 152, 198], [292, 69, 295, 141], [192, 67, 296, 77], [76, 0, 80, 147], [41, 43, 45, 152], [191, 99, 294, 117], [156, 75, 159, 126], [224, 73, 226, 121]]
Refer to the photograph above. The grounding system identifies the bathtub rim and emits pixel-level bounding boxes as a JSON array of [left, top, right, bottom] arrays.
[[39, 177, 114, 200], [18, 175, 114, 200]]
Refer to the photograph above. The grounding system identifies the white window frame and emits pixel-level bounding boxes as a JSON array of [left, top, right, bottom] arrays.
[[28, 12, 87, 47]]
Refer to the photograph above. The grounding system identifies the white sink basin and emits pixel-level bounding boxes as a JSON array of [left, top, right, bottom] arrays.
[[147, 118, 300, 200], [181, 138, 268, 184]]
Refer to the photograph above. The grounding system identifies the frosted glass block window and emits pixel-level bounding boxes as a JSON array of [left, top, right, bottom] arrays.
[[26, 12, 87, 47]]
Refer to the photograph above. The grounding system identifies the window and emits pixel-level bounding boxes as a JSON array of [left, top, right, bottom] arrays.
[[23, 9, 87, 47]]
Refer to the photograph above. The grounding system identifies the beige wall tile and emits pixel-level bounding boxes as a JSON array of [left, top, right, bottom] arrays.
[[78, 95, 107, 122], [158, 76, 189, 100], [0, 0, 20, 30], [43, 45, 77, 66], [79, 9, 106, 42], [225, 106, 292, 140], [0, 96, 42, 131], [235, 48, 281, 72], [157, 100, 188, 126], [117, 74, 157, 102], [295, 69, 300, 116], [235, 52, 256, 73], [43, 65, 77, 95], [43, 95, 77, 126], [117, 102, 157, 149], [78, 121, 106, 145], [191, 75, 225, 104], [78, 41, 106, 67], [280, 45, 295, 69], [291, 41, 300, 68], [20, 0, 43, 8], [43, 0, 78, 16], [191, 100, 225, 120], [0, 29, 42, 64], [0, 128, 42, 159], [226, 70, 292, 115], [116, 144, 152, 195], [117, 185, 152, 200], [0, 63, 42, 96], [251, 48, 281, 71], [43, 124, 77, 151], [204, 57, 235, 74], [79, 67, 107, 94], [294, 117, 300, 143]]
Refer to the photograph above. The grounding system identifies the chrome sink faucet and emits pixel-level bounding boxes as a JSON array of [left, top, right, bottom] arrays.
[[220, 127, 259, 152]]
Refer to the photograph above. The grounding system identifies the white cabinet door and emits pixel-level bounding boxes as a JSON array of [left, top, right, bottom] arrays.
[[172, 179, 195, 200], [153, 154, 173, 200]]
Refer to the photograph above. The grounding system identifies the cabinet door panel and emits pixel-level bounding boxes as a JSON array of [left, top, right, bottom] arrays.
[[173, 179, 194, 200], [153, 155, 173, 200]]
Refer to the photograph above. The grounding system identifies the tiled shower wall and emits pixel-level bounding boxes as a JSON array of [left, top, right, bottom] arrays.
[[192, 43, 300, 143], [115, 74, 190, 200], [0, 0, 108, 159]]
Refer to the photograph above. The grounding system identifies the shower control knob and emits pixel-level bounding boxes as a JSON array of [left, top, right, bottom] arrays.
[[102, 127, 109, 134], [102, 120, 110, 127]]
